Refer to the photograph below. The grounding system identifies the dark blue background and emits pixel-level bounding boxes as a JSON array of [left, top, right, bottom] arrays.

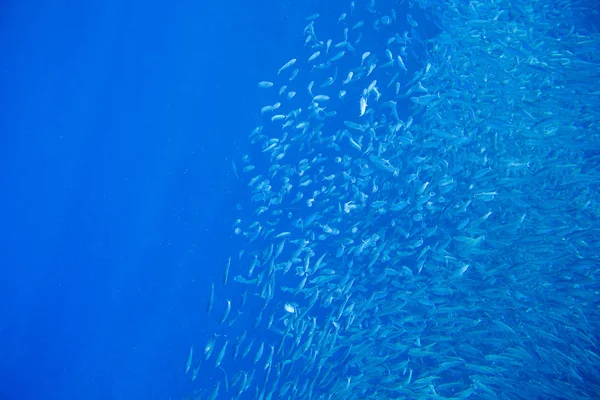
[[0, 1, 317, 399]]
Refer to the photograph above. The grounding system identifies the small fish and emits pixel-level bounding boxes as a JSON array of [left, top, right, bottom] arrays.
[[238, 372, 248, 397], [361, 51, 371, 65], [220, 299, 231, 324], [185, 345, 193, 374], [313, 94, 330, 102], [308, 51, 321, 62], [207, 282, 214, 313], [191, 360, 201, 381], [289, 68, 300, 81], [359, 97, 367, 116], [242, 339, 254, 359], [349, 137, 362, 151], [343, 71, 354, 84], [254, 342, 265, 364], [264, 345, 274, 370], [352, 20, 364, 30], [208, 382, 220, 400], [205, 334, 217, 360], [215, 340, 229, 368], [223, 256, 231, 285], [329, 51, 346, 62], [284, 303, 296, 313], [258, 81, 274, 88], [278, 58, 297, 75]]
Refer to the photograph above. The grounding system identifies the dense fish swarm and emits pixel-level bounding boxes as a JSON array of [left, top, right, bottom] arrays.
[[184, 0, 600, 399]]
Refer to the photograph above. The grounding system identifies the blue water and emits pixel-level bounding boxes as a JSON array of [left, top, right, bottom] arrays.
[[0, 1, 321, 399]]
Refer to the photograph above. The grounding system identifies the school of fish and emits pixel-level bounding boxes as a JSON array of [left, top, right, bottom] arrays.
[[184, 0, 600, 398]]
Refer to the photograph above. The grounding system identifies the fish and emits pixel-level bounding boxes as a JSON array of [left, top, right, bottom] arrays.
[[215, 340, 228, 368], [184, 0, 600, 398], [204, 334, 217, 360], [359, 96, 367, 116], [207, 382, 219, 400], [206, 282, 214, 313], [219, 299, 231, 325], [191, 360, 201, 381], [313, 94, 330, 102], [258, 81, 274, 88], [283, 303, 295, 313], [253, 342, 264, 364], [185, 345, 193, 374], [277, 58, 297, 75], [223, 256, 230, 285]]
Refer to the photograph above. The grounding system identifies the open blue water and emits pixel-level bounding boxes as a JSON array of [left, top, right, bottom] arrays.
[[0, 1, 316, 398]]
